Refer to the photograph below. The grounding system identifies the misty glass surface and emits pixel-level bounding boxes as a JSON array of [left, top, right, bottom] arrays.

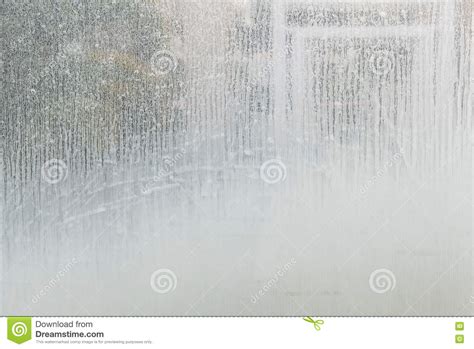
[[1, 0, 472, 315]]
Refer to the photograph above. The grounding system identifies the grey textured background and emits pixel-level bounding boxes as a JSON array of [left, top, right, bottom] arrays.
[[1, 0, 472, 315]]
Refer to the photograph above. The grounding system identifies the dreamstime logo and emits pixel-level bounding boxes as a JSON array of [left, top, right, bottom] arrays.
[[41, 159, 68, 184], [150, 268, 177, 294], [260, 159, 287, 184], [154, 152, 185, 180], [369, 268, 396, 294], [32, 258, 78, 304], [135, 151, 185, 196], [369, 49, 394, 76], [359, 150, 404, 196], [151, 50, 178, 75], [12, 322, 28, 337], [7, 317, 32, 344], [250, 258, 296, 304]]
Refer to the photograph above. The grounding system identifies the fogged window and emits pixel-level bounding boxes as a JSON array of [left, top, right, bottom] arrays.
[[1, 1, 471, 316]]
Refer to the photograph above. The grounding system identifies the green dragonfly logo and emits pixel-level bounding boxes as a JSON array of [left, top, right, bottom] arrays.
[[303, 316, 324, 331]]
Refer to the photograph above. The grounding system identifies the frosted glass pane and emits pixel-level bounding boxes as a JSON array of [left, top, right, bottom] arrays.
[[1, 0, 472, 315]]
